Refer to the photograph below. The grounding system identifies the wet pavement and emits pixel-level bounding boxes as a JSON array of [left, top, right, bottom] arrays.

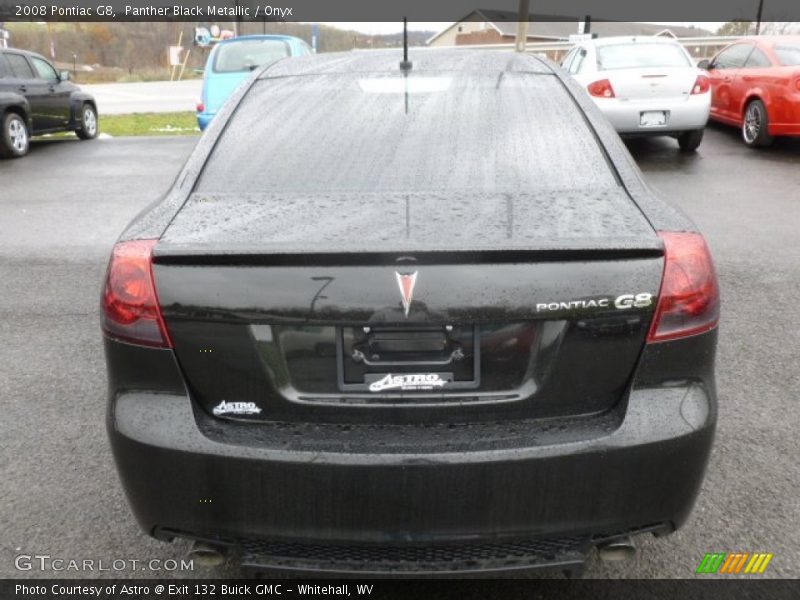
[[0, 124, 798, 581], [81, 80, 202, 115]]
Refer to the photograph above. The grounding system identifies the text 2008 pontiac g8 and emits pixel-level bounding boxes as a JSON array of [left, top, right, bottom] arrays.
[[102, 50, 719, 576]]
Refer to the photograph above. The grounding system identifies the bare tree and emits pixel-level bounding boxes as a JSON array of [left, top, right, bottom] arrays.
[[760, 22, 800, 35], [717, 21, 756, 36]]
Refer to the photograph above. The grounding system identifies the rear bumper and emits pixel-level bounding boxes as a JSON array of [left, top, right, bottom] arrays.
[[108, 374, 716, 573], [593, 94, 710, 134]]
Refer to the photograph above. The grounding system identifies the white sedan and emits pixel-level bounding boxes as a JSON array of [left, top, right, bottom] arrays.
[[561, 36, 711, 151]]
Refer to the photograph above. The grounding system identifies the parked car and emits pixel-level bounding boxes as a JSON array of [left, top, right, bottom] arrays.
[[103, 49, 719, 576], [0, 47, 98, 158], [196, 35, 312, 130], [561, 36, 711, 151], [700, 36, 800, 147]]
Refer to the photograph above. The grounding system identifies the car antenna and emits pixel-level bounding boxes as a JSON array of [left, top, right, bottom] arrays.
[[399, 18, 413, 71]]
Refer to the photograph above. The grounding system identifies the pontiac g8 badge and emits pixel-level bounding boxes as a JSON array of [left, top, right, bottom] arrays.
[[395, 271, 418, 318]]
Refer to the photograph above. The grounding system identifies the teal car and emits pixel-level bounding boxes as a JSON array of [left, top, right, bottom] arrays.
[[196, 35, 312, 130]]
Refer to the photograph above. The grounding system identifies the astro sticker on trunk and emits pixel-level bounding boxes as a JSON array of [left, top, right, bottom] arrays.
[[368, 373, 450, 392], [212, 400, 262, 416]]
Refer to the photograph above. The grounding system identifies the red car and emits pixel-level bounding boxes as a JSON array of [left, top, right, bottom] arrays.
[[701, 36, 800, 147]]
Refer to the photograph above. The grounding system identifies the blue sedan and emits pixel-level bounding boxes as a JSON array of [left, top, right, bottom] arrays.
[[196, 35, 312, 130]]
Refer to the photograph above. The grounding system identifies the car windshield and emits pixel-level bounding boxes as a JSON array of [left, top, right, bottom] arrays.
[[197, 72, 618, 195], [213, 39, 290, 73], [774, 44, 800, 66], [597, 43, 691, 70]]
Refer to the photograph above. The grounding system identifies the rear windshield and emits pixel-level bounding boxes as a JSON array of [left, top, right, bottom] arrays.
[[774, 44, 800, 66], [196, 72, 618, 195], [213, 39, 290, 73], [597, 43, 691, 70]]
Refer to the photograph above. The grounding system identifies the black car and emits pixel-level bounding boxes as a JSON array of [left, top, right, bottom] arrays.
[[0, 47, 98, 158], [102, 49, 719, 576]]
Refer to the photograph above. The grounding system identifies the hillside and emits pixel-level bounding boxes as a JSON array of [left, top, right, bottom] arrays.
[[3, 22, 436, 82]]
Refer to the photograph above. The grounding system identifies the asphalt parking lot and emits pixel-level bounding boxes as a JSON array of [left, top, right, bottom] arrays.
[[81, 80, 202, 114], [1, 125, 799, 581]]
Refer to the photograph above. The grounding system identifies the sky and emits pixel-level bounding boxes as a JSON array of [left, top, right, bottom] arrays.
[[324, 23, 452, 34], [324, 22, 726, 35]]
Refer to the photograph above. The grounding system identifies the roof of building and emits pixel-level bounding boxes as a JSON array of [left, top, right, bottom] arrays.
[[427, 10, 713, 45]]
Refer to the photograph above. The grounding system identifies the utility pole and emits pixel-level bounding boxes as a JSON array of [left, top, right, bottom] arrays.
[[46, 22, 55, 59], [515, 0, 530, 53], [755, 0, 764, 35]]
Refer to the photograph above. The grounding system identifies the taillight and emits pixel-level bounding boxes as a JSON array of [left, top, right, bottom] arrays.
[[795, 78, 800, 92], [101, 239, 172, 348], [647, 232, 719, 343], [588, 79, 615, 98], [691, 75, 710, 95], [196, 102, 205, 113]]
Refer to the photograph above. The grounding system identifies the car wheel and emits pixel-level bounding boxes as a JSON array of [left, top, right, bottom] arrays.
[[742, 99, 773, 148], [76, 103, 98, 140], [677, 129, 704, 153], [0, 112, 30, 158]]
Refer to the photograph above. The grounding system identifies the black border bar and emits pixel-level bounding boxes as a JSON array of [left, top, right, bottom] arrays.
[[3, 579, 800, 600], [2, 0, 800, 22]]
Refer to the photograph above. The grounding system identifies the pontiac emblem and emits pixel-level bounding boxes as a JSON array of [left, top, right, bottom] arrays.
[[395, 271, 418, 318]]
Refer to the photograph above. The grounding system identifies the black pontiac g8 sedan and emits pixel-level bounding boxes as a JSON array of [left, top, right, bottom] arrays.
[[102, 49, 719, 576]]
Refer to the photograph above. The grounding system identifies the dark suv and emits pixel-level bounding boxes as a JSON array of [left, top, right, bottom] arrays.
[[0, 47, 98, 158]]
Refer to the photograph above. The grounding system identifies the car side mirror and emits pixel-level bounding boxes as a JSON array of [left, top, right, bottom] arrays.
[[697, 60, 710, 70], [59, 70, 70, 81]]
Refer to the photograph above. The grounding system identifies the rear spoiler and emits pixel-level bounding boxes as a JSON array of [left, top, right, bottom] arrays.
[[153, 245, 664, 267]]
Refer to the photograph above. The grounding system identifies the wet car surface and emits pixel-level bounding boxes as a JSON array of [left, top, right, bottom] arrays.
[[1, 114, 798, 581], [99, 50, 719, 576]]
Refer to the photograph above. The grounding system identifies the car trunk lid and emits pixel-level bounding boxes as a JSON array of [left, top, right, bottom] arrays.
[[152, 191, 663, 425], [606, 68, 698, 103]]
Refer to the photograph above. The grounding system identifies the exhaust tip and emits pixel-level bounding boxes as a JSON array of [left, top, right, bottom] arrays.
[[187, 541, 227, 567], [597, 537, 636, 562]]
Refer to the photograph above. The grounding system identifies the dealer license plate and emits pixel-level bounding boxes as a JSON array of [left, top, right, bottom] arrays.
[[640, 111, 668, 127]]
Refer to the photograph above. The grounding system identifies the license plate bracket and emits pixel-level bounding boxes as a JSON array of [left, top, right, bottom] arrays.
[[336, 325, 480, 393]]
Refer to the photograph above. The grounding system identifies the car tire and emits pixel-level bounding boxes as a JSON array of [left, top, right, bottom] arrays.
[[742, 99, 773, 148], [0, 112, 30, 158], [76, 103, 98, 140], [677, 129, 704, 153]]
